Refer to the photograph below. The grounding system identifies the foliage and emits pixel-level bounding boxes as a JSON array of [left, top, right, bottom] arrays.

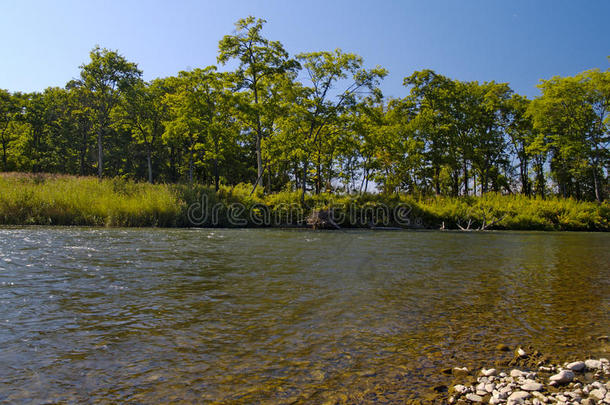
[[1, 174, 607, 231], [0, 17, 608, 203]]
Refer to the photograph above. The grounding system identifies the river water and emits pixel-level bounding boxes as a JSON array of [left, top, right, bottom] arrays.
[[0, 228, 608, 403]]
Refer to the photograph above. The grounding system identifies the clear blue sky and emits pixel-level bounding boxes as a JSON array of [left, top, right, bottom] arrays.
[[1, 0, 609, 99]]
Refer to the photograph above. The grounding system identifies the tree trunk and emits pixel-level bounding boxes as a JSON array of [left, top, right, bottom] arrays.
[[146, 149, 153, 184], [255, 131, 263, 187], [188, 140, 194, 184], [301, 159, 308, 204], [97, 128, 103, 179], [79, 123, 88, 176], [1, 140, 7, 171], [214, 158, 219, 192], [434, 166, 441, 195], [592, 166, 601, 202], [463, 160, 469, 196]]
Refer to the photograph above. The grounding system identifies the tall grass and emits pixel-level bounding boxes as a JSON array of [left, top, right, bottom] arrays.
[[0, 173, 608, 230], [0, 173, 184, 227]]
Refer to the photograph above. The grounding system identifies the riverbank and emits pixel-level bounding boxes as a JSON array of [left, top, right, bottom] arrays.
[[1, 173, 608, 230], [439, 348, 610, 404]]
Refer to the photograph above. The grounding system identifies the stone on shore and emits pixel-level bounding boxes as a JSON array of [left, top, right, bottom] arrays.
[[566, 361, 585, 371], [549, 370, 574, 384], [507, 391, 531, 404], [521, 380, 543, 391], [465, 393, 483, 402], [481, 368, 497, 377], [585, 359, 602, 370]]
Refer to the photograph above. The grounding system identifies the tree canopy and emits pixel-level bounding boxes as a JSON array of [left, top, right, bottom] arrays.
[[1, 18, 608, 201]]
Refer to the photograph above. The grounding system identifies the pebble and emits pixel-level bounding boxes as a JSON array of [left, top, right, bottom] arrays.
[[521, 380, 543, 391], [511, 369, 524, 378], [465, 393, 483, 402], [445, 355, 610, 405], [507, 391, 531, 404], [589, 388, 606, 400], [585, 359, 602, 369], [482, 368, 498, 377], [549, 370, 574, 384], [566, 361, 585, 371]]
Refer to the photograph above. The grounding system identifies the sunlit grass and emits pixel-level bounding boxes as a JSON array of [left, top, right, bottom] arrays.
[[0, 173, 608, 230]]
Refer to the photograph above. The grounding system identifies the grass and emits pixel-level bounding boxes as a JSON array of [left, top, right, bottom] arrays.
[[0, 173, 608, 231]]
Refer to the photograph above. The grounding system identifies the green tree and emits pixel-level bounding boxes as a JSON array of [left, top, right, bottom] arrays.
[[77, 46, 142, 179], [0, 90, 22, 171], [218, 16, 298, 188]]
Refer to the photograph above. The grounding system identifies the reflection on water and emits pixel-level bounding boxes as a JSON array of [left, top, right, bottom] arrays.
[[0, 228, 608, 403]]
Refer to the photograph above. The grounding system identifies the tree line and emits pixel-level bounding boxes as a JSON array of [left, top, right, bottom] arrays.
[[1, 17, 608, 201]]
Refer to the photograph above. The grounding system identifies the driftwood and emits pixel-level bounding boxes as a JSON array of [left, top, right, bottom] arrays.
[[455, 210, 508, 231], [307, 209, 341, 230]]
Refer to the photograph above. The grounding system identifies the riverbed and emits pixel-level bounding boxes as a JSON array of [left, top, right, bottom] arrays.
[[0, 228, 608, 403]]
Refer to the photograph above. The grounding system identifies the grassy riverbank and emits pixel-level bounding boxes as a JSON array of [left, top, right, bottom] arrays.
[[1, 173, 608, 230]]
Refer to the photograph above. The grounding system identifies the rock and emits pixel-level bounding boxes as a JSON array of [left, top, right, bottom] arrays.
[[589, 388, 606, 400], [453, 384, 468, 394], [510, 369, 524, 378], [521, 380, 544, 391], [580, 399, 595, 405], [517, 348, 527, 357], [585, 359, 602, 370], [454, 367, 470, 377], [549, 370, 574, 384], [507, 391, 531, 404], [465, 393, 483, 402], [481, 368, 498, 377], [567, 361, 586, 371], [485, 383, 495, 393]]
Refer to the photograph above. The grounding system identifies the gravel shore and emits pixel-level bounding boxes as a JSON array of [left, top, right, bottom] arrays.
[[445, 349, 609, 404]]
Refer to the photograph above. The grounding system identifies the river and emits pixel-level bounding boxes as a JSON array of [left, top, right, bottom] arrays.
[[0, 228, 608, 403]]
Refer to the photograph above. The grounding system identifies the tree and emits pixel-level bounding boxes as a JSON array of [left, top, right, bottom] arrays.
[[164, 67, 238, 186], [0, 90, 22, 171], [289, 49, 386, 200], [218, 16, 298, 188], [114, 79, 170, 183], [529, 70, 610, 201], [77, 46, 142, 179]]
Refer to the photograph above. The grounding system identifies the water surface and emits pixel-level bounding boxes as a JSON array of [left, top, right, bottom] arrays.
[[0, 228, 608, 403]]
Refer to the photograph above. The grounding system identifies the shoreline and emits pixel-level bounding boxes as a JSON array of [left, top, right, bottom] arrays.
[[1, 173, 609, 231], [437, 349, 610, 404]]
